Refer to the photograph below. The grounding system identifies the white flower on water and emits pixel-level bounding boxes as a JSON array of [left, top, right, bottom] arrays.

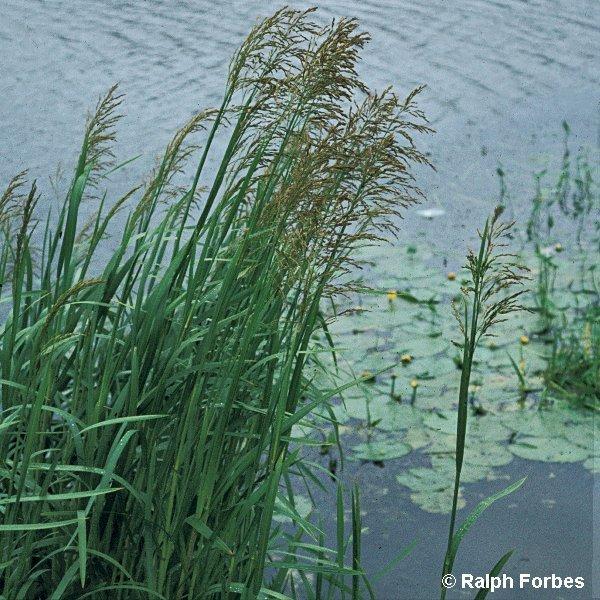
[[416, 207, 445, 219]]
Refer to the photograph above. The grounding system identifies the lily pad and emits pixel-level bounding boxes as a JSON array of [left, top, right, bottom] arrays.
[[273, 494, 312, 524], [376, 403, 423, 431], [469, 416, 512, 443], [350, 439, 411, 462], [402, 427, 432, 450], [410, 488, 466, 514], [430, 453, 500, 483], [464, 443, 513, 468], [396, 467, 450, 492], [583, 456, 600, 473], [423, 411, 458, 436], [509, 436, 589, 463], [561, 418, 596, 452]]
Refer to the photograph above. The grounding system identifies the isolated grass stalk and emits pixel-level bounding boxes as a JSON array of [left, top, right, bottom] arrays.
[[441, 207, 529, 600], [0, 8, 430, 599]]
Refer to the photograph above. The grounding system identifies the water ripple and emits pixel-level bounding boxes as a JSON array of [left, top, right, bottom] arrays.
[[1, 0, 598, 226]]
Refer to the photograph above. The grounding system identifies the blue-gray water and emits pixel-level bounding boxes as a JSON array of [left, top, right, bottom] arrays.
[[2, 1, 599, 238], [311, 453, 596, 599], [1, 1, 598, 598]]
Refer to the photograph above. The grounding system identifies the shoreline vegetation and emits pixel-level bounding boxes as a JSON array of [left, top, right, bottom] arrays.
[[1, 8, 597, 600], [0, 9, 433, 599]]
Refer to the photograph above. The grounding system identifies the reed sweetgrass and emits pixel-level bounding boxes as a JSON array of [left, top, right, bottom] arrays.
[[441, 207, 529, 599], [0, 8, 430, 599]]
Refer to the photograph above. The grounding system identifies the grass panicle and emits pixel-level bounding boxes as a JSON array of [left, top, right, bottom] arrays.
[[441, 207, 529, 599], [0, 8, 430, 600]]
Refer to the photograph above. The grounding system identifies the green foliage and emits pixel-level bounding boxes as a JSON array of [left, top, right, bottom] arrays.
[[0, 9, 430, 599], [545, 305, 600, 408], [523, 125, 599, 407], [441, 208, 529, 599], [443, 477, 525, 597]]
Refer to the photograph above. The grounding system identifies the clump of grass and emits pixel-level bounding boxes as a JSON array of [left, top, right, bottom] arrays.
[[523, 125, 599, 406], [545, 305, 599, 408], [526, 125, 598, 326], [0, 8, 431, 599], [441, 207, 529, 599]]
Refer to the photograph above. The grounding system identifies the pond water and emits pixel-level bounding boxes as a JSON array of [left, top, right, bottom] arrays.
[[1, 1, 598, 598], [306, 235, 598, 598], [309, 454, 595, 599], [2, 1, 599, 238]]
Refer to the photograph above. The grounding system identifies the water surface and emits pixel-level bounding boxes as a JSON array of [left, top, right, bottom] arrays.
[[2, 1, 598, 236]]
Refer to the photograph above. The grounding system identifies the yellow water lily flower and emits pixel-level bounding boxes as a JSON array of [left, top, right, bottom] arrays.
[[410, 379, 418, 389], [360, 370, 376, 383], [520, 335, 529, 345], [400, 353, 413, 364], [447, 272, 457, 281], [554, 243, 563, 252], [386, 290, 398, 301]]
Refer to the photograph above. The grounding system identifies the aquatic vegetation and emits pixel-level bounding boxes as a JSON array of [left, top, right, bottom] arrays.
[[313, 192, 596, 589], [523, 127, 599, 407], [545, 305, 599, 407], [533, 248, 558, 334], [440, 207, 529, 598], [350, 439, 411, 462], [1, 2, 596, 595], [0, 9, 432, 599], [316, 232, 595, 513], [316, 155, 598, 514]]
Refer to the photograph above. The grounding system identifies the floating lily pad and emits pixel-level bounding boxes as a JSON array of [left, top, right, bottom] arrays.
[[392, 333, 450, 358], [396, 467, 449, 492], [375, 403, 423, 432], [469, 416, 512, 443], [334, 395, 394, 424], [410, 488, 465, 514], [423, 411, 458, 436], [464, 443, 513, 468], [429, 455, 497, 484], [583, 456, 599, 473], [402, 427, 431, 450], [509, 436, 589, 463], [273, 494, 312, 524], [425, 431, 457, 454], [350, 439, 411, 462], [561, 418, 596, 452]]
